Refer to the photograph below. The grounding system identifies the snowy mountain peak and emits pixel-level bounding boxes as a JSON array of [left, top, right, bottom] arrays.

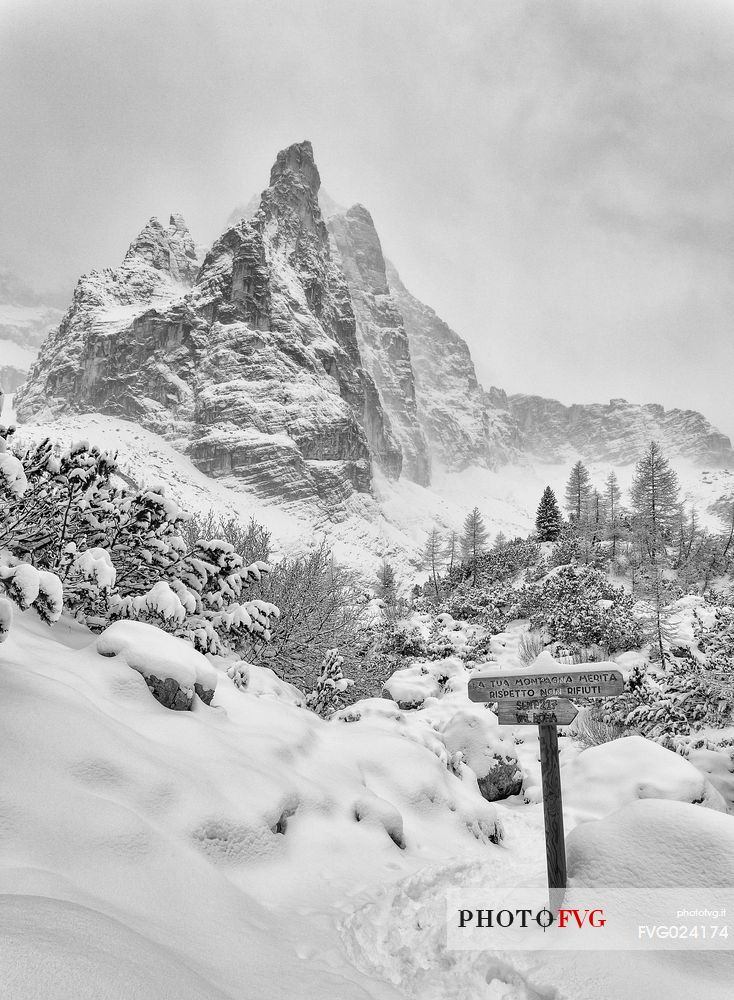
[[122, 214, 200, 286], [258, 140, 326, 246], [268, 139, 321, 192], [12, 139, 734, 543]]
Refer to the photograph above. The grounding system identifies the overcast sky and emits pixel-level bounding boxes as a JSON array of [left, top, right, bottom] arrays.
[[2, 0, 734, 437]]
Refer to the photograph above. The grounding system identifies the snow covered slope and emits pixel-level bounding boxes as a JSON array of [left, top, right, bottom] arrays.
[[3, 610, 734, 999], [0, 609, 502, 1000], [13, 408, 732, 583]]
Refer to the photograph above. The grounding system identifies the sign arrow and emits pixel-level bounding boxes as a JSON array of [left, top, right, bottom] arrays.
[[496, 697, 579, 726]]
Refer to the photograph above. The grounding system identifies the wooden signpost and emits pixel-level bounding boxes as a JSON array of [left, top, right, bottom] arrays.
[[469, 666, 624, 904]]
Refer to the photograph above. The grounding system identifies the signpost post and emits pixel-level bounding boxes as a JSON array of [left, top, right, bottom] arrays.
[[469, 665, 624, 906]]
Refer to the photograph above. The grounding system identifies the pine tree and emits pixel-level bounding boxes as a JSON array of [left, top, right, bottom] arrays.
[[564, 461, 592, 524], [460, 507, 489, 585], [306, 648, 353, 718], [423, 527, 442, 597], [604, 471, 623, 559], [629, 441, 680, 563], [535, 486, 562, 541]]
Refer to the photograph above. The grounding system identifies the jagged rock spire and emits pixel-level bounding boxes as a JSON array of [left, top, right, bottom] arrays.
[[123, 215, 199, 285]]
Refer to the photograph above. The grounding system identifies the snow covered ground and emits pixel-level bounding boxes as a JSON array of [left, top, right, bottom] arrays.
[[2, 609, 734, 999]]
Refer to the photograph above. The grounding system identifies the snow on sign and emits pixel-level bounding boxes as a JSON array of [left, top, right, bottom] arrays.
[[468, 667, 624, 703], [496, 697, 578, 726]]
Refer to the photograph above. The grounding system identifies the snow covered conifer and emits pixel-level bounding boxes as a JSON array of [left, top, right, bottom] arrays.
[[629, 440, 680, 563], [535, 486, 562, 541], [306, 648, 353, 718]]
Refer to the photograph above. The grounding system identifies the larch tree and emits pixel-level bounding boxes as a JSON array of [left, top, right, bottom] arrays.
[[423, 526, 442, 597], [461, 507, 489, 585], [564, 461, 593, 525], [604, 471, 623, 558], [637, 566, 678, 666], [444, 530, 458, 577], [535, 486, 563, 541], [629, 441, 680, 563]]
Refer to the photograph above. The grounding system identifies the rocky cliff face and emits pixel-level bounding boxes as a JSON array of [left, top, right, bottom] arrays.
[[492, 391, 734, 466], [383, 261, 520, 469], [328, 205, 430, 485], [16, 214, 201, 419], [16, 143, 400, 510]]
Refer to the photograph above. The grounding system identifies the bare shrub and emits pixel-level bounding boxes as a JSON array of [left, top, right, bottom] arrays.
[[182, 511, 271, 564], [244, 541, 366, 691], [573, 707, 629, 748], [518, 631, 546, 666]]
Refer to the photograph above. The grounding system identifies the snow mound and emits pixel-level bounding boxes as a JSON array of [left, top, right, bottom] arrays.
[[567, 798, 734, 887], [226, 660, 305, 706], [440, 709, 522, 800], [383, 656, 465, 707], [95, 620, 218, 694], [563, 735, 727, 823]]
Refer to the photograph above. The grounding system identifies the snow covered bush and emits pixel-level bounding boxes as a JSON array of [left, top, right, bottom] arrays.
[[381, 620, 430, 658], [115, 538, 278, 655], [598, 649, 734, 747], [443, 584, 507, 629], [695, 606, 734, 677], [515, 565, 643, 654], [0, 559, 63, 624], [0, 437, 279, 655], [306, 648, 354, 718], [474, 536, 542, 583]]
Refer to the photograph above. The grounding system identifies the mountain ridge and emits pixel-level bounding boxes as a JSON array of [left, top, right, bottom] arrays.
[[10, 140, 734, 535]]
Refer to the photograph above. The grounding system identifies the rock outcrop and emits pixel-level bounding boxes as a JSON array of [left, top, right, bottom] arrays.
[[16, 143, 400, 510], [328, 205, 429, 484], [493, 391, 734, 466]]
